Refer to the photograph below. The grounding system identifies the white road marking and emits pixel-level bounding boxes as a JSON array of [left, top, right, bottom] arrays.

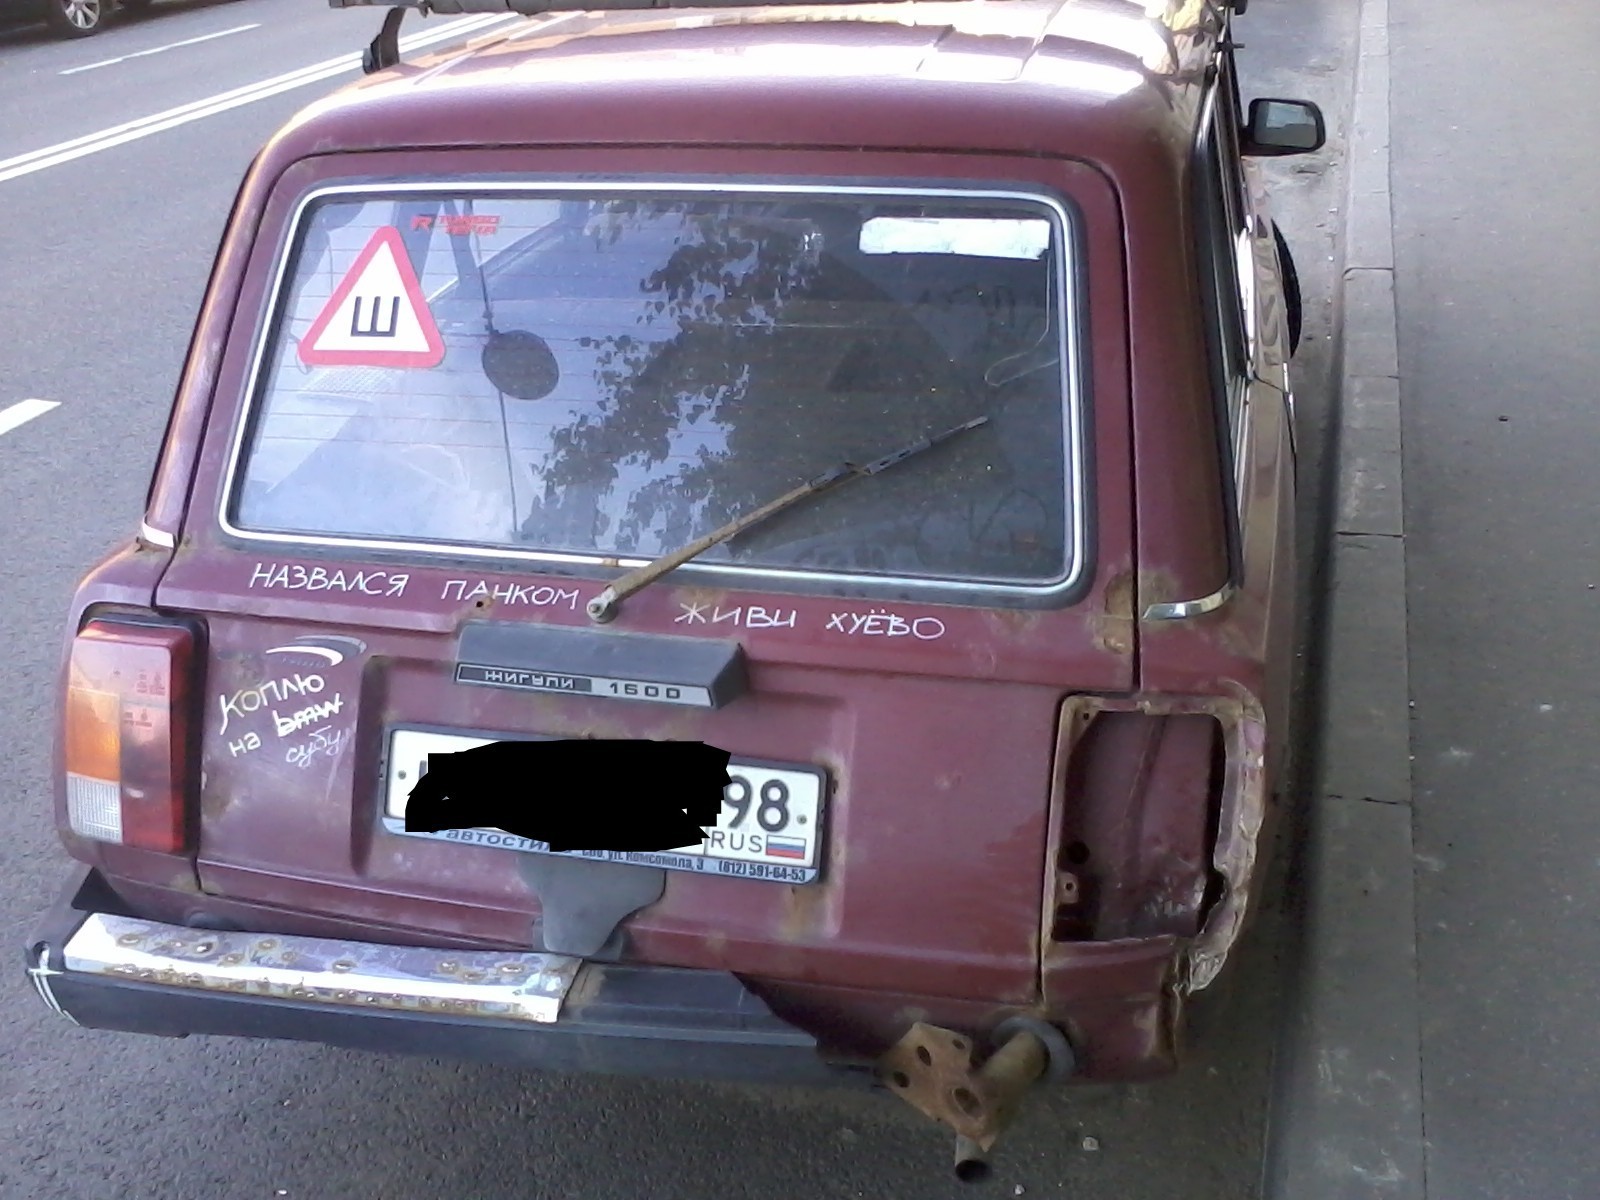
[[0, 399, 61, 437], [0, 12, 521, 186], [59, 22, 261, 76]]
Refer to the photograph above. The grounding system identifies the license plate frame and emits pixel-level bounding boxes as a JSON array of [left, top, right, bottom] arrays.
[[381, 727, 826, 884]]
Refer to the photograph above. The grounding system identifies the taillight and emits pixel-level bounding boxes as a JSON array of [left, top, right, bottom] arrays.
[[62, 619, 196, 854]]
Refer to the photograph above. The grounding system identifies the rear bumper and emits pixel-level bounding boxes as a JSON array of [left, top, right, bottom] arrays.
[[24, 864, 873, 1088]]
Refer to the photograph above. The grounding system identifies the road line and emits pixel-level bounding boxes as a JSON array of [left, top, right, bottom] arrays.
[[0, 12, 518, 185], [59, 22, 261, 75], [0, 399, 61, 438], [5, 20, 499, 175]]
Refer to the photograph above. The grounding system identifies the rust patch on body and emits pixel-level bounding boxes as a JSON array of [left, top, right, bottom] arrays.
[[1090, 571, 1136, 655], [700, 929, 729, 962], [200, 776, 233, 821], [983, 606, 1043, 639], [777, 877, 832, 944]]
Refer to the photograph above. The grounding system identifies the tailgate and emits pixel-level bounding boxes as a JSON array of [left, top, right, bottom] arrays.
[[158, 556, 1133, 1003], [153, 165, 1137, 1005]]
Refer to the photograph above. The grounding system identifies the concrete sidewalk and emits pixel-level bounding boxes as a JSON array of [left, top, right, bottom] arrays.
[[1261, 0, 1425, 1195]]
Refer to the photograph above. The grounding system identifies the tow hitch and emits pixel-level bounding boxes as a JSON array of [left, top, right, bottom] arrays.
[[878, 1016, 1077, 1182]]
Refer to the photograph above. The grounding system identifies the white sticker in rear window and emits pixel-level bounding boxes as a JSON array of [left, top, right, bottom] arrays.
[[858, 216, 1051, 260]]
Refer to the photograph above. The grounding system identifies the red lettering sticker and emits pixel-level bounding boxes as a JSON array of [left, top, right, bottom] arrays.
[[410, 213, 500, 236]]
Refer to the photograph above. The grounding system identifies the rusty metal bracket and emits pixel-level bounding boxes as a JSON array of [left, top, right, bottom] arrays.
[[878, 1021, 1054, 1151]]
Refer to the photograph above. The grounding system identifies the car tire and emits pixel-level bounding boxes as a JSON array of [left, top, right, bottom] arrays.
[[45, 0, 110, 36], [1272, 221, 1303, 357]]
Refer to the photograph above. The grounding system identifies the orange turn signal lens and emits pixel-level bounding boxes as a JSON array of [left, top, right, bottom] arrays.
[[62, 619, 195, 854]]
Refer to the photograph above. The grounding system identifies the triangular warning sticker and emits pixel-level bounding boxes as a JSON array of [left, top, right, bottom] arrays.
[[298, 226, 445, 368]]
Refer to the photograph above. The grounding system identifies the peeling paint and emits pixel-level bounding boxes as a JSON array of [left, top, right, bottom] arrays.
[[982, 606, 1044, 639], [1184, 696, 1269, 993], [776, 869, 842, 945], [1090, 571, 1136, 655]]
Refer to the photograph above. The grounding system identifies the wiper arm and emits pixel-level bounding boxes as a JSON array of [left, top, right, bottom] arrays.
[[585, 415, 989, 623]]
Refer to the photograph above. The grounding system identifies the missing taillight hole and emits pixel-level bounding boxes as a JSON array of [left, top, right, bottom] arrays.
[[1051, 903, 1094, 942], [1048, 708, 1225, 942], [1200, 722, 1229, 917]]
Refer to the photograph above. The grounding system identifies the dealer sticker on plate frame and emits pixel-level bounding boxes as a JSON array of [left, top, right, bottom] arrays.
[[381, 728, 826, 884]]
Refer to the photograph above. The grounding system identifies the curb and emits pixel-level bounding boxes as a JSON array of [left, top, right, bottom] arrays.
[[1261, 0, 1427, 1197]]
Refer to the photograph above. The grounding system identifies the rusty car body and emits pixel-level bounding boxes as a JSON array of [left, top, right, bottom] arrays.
[[25, 0, 1323, 1173]]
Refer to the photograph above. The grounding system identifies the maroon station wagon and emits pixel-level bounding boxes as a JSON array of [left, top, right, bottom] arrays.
[[25, 0, 1324, 1174]]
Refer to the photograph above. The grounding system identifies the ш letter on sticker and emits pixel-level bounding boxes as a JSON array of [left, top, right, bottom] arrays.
[[298, 226, 444, 369]]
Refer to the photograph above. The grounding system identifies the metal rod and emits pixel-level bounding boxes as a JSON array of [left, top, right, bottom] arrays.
[[584, 476, 826, 622], [585, 415, 986, 622], [977, 1027, 1049, 1096]]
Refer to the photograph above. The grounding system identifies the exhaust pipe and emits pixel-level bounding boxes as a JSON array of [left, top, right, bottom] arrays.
[[954, 1136, 991, 1183], [879, 1015, 1076, 1181]]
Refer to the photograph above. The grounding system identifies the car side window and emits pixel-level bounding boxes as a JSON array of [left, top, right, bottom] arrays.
[[1197, 90, 1251, 455], [1217, 50, 1260, 359]]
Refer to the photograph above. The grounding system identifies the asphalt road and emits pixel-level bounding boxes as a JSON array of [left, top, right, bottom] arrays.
[[0, 3, 1353, 1196], [1390, 2, 1600, 1195]]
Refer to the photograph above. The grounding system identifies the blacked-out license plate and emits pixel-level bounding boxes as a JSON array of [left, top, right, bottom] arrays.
[[381, 728, 825, 884]]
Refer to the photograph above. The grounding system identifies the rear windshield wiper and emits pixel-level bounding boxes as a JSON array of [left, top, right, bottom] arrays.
[[586, 415, 989, 623]]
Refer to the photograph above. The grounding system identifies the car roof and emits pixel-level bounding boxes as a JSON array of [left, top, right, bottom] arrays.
[[268, 0, 1221, 167]]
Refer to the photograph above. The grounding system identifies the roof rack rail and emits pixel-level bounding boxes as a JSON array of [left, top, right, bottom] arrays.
[[336, 0, 1222, 73], [333, 0, 1248, 13], [335, 0, 1036, 72], [332, 0, 958, 13]]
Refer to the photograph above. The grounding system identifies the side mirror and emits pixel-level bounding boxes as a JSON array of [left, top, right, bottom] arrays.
[[1241, 98, 1326, 156]]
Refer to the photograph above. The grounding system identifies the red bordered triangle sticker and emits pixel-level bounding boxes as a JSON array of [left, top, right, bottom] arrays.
[[298, 226, 445, 368]]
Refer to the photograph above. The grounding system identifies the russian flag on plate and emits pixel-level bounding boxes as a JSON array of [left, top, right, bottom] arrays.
[[765, 835, 807, 860]]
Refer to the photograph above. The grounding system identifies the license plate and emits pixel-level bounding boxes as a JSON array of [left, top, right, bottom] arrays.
[[382, 728, 825, 884]]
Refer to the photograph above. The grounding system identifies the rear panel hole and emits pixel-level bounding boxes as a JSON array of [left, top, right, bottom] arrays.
[[1051, 903, 1094, 942], [891, 1071, 911, 1088], [915, 1045, 933, 1066], [1063, 840, 1090, 866]]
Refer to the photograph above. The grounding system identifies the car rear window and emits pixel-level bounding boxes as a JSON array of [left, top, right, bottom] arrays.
[[228, 186, 1083, 595]]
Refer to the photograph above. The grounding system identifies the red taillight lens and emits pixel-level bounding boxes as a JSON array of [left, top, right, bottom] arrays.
[[62, 619, 195, 854]]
